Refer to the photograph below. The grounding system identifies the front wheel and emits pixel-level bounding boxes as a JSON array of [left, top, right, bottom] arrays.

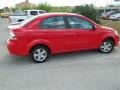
[[99, 39, 114, 53], [30, 46, 50, 63]]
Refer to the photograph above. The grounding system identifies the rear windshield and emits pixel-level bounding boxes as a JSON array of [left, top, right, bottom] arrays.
[[10, 10, 26, 16]]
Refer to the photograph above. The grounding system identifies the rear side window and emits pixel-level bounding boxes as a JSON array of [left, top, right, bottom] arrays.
[[30, 11, 38, 15], [41, 16, 65, 29], [67, 16, 93, 30]]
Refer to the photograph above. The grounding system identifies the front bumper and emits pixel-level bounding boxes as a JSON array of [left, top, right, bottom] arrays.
[[115, 35, 119, 46]]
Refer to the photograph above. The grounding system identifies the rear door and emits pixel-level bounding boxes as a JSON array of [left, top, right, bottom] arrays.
[[39, 16, 78, 53]]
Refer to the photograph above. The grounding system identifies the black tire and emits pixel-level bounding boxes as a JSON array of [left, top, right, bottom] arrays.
[[30, 46, 50, 63], [99, 39, 114, 53]]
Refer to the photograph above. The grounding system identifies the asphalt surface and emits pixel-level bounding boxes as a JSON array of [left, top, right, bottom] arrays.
[[0, 18, 120, 90]]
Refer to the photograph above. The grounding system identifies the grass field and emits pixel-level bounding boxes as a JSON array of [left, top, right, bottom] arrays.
[[101, 20, 120, 34]]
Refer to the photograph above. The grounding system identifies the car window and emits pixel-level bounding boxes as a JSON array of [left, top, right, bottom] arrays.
[[41, 16, 65, 29], [30, 11, 38, 15], [67, 16, 93, 30], [39, 11, 46, 14]]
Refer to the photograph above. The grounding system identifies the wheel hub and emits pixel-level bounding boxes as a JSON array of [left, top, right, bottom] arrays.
[[100, 41, 112, 53], [33, 48, 47, 61]]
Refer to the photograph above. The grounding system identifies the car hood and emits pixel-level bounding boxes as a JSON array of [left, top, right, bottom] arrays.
[[101, 26, 115, 32]]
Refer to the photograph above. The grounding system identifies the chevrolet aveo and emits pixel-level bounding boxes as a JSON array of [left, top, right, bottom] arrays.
[[7, 13, 119, 63]]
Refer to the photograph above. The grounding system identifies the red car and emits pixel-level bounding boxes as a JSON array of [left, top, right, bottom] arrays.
[[7, 13, 119, 63]]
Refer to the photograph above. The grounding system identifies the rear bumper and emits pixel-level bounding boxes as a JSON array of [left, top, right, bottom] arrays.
[[7, 39, 28, 56]]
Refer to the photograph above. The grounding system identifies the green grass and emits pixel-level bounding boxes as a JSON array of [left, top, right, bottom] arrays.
[[100, 20, 120, 34]]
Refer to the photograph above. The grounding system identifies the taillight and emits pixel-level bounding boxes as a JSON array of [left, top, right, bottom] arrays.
[[9, 30, 17, 40]]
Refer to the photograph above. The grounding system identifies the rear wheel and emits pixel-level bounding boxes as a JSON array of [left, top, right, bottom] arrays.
[[30, 46, 50, 63], [100, 39, 114, 53]]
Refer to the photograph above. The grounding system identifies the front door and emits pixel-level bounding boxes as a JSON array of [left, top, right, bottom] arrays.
[[66, 16, 100, 50]]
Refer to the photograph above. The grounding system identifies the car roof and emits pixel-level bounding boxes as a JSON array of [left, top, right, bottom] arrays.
[[36, 13, 83, 18], [28, 13, 96, 24], [19, 13, 99, 27], [25, 10, 46, 11]]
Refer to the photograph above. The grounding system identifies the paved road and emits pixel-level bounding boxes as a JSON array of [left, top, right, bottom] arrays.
[[0, 18, 120, 90]]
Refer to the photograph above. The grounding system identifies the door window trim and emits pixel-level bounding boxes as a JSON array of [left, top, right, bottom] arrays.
[[39, 16, 68, 30], [64, 16, 95, 30]]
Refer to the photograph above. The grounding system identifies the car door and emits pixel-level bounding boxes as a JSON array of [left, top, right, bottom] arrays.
[[66, 16, 101, 50], [39, 16, 78, 53]]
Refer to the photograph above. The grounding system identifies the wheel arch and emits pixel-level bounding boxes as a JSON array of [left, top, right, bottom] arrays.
[[27, 39, 53, 55], [29, 44, 51, 55], [102, 37, 115, 46]]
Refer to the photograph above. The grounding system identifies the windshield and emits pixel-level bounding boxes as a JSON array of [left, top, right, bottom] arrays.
[[10, 10, 26, 16]]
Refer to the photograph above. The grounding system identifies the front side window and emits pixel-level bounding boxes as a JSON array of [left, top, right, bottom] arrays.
[[30, 11, 38, 15], [41, 16, 65, 29], [67, 16, 93, 30]]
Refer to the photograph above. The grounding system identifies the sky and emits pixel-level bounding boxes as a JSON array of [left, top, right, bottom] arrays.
[[0, 0, 119, 9]]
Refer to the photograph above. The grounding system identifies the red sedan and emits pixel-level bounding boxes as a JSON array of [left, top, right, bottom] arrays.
[[7, 13, 119, 63]]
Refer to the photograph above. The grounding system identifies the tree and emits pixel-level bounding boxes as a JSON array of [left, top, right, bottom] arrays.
[[4, 7, 9, 12], [10, 7, 19, 12], [0, 9, 4, 13], [72, 4, 100, 23], [50, 6, 72, 12], [35, 3, 52, 12]]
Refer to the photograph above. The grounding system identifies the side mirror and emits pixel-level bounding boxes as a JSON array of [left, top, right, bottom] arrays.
[[92, 25, 97, 30]]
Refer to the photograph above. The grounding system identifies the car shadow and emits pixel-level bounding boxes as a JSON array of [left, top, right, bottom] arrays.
[[1, 48, 119, 67]]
